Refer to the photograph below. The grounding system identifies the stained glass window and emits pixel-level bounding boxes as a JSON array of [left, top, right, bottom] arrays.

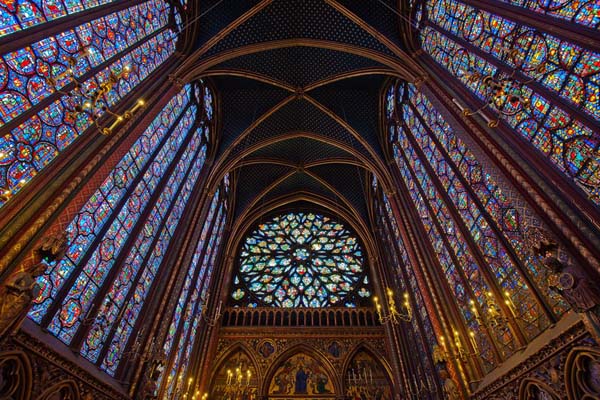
[[384, 80, 568, 370], [495, 0, 599, 28], [0, 0, 121, 37], [428, 0, 599, 121], [377, 193, 440, 386], [28, 81, 216, 376], [0, 0, 180, 209], [232, 212, 371, 308], [162, 194, 227, 398], [419, 0, 600, 204], [46, 105, 199, 345], [162, 190, 222, 362], [29, 85, 193, 324]]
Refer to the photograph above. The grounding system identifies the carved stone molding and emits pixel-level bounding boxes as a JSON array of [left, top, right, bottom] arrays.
[[213, 336, 388, 380], [0, 350, 32, 400], [565, 346, 600, 400], [518, 378, 561, 400], [1, 331, 129, 400], [38, 379, 80, 400], [472, 320, 596, 399]]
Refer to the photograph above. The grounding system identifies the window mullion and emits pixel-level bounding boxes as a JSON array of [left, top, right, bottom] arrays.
[[67, 104, 200, 351], [93, 138, 207, 369], [0, 0, 142, 55], [407, 99, 556, 324], [423, 21, 599, 134], [161, 205, 224, 398], [2, 25, 169, 134], [393, 135, 504, 366], [38, 101, 192, 330]]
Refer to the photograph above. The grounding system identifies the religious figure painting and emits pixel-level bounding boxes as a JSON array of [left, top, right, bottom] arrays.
[[258, 340, 276, 358], [268, 353, 335, 396]]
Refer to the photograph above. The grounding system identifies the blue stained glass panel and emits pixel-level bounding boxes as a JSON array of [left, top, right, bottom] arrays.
[[29, 86, 191, 323]]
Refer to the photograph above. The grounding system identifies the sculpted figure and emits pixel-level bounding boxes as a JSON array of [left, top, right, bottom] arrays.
[[38, 232, 68, 262], [0, 232, 68, 339], [432, 344, 446, 365], [542, 253, 600, 313], [0, 263, 47, 338], [526, 226, 600, 339], [439, 370, 460, 400], [140, 348, 166, 400]]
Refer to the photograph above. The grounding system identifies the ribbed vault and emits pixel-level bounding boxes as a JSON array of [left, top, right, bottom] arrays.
[[172, 0, 427, 231]]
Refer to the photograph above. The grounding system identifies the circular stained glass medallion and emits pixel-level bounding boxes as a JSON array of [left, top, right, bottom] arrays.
[[235, 212, 369, 307]]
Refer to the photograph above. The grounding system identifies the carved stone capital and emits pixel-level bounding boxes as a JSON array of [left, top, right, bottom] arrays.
[[168, 74, 186, 89], [37, 231, 68, 263]]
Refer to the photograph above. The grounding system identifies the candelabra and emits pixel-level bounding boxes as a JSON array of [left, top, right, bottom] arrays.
[[183, 390, 207, 400], [346, 367, 378, 398], [374, 288, 412, 325], [222, 366, 252, 400], [407, 368, 437, 400], [452, 42, 548, 128], [122, 330, 159, 363], [470, 291, 518, 330], [434, 328, 480, 365], [44, 45, 146, 136], [165, 374, 198, 400]]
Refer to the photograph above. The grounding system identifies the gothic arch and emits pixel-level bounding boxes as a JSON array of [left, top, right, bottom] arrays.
[[262, 343, 341, 397], [0, 350, 32, 400], [203, 130, 397, 206], [565, 346, 600, 400], [208, 342, 261, 391], [518, 378, 560, 400], [342, 344, 395, 392], [178, 40, 420, 83], [226, 192, 379, 267]]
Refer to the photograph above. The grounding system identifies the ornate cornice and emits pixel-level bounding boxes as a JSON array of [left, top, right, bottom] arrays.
[[9, 326, 128, 400]]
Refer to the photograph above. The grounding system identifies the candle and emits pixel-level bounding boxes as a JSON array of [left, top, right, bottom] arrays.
[[469, 331, 479, 353], [469, 299, 479, 319], [369, 368, 373, 384], [504, 291, 516, 317], [453, 330, 461, 349]]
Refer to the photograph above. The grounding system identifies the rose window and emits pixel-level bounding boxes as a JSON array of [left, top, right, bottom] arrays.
[[231, 212, 371, 307]]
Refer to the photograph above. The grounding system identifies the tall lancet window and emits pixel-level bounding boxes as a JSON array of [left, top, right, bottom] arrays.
[[416, 0, 599, 204], [385, 81, 566, 371], [29, 81, 214, 376], [0, 0, 182, 208], [373, 178, 440, 388], [162, 185, 229, 398]]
